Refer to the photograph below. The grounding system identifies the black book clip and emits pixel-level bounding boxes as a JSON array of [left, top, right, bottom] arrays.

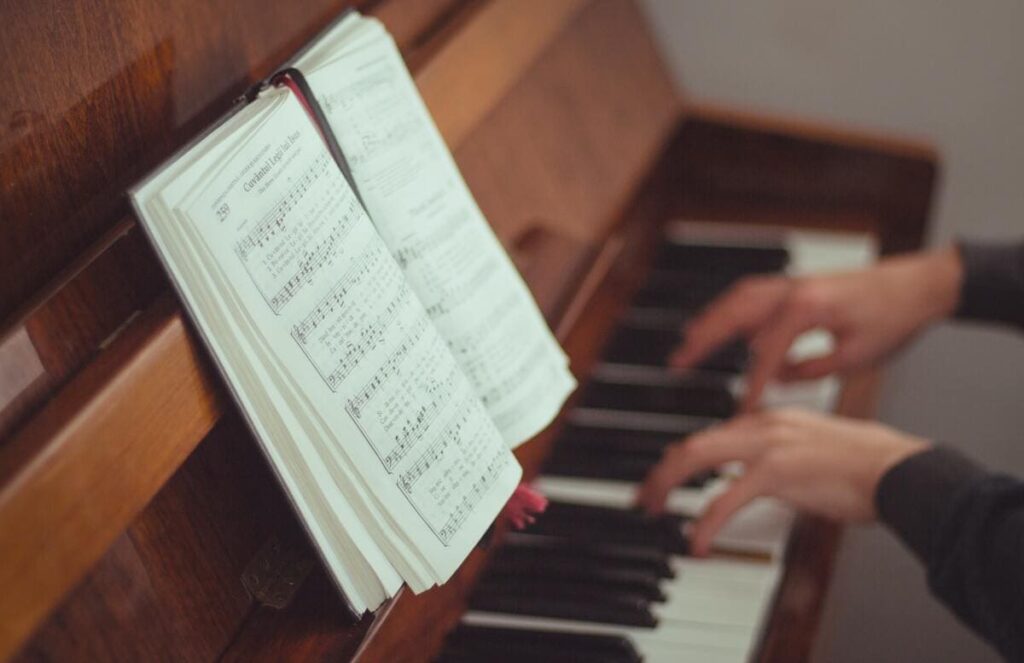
[[238, 79, 270, 105], [270, 68, 366, 213]]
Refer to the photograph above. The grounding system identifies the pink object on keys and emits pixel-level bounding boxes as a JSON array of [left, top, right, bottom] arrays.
[[501, 482, 548, 530]]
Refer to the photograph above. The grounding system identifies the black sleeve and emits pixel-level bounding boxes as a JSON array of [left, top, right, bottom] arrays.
[[876, 446, 1024, 661], [955, 240, 1024, 330]]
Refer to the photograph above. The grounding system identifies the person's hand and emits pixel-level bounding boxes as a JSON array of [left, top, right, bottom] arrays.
[[636, 408, 929, 556], [670, 246, 963, 410]]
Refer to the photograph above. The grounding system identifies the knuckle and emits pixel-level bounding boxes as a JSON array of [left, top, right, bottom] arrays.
[[759, 410, 799, 444], [730, 276, 759, 296], [663, 440, 694, 467], [773, 407, 803, 424], [680, 434, 709, 459], [730, 275, 773, 302], [788, 281, 829, 315]]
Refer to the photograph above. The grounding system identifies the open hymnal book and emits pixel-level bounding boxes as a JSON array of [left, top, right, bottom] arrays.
[[130, 11, 575, 615]]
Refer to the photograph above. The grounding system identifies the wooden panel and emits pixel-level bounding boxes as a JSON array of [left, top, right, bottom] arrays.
[[0, 0, 485, 444], [13, 415, 290, 662], [0, 296, 223, 661], [673, 103, 939, 254], [417, 0, 588, 149], [0, 0, 379, 324], [373, 0, 465, 52], [0, 225, 166, 441], [14, 534, 186, 663], [454, 0, 681, 245]]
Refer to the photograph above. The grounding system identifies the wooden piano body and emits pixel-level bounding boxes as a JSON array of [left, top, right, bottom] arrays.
[[0, 0, 938, 660]]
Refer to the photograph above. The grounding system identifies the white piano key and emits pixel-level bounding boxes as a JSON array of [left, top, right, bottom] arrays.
[[464, 555, 777, 660], [533, 475, 710, 514]]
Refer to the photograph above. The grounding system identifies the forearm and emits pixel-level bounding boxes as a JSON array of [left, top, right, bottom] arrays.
[[877, 446, 1024, 660], [955, 240, 1024, 329]]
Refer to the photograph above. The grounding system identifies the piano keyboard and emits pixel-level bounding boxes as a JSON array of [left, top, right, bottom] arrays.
[[437, 224, 875, 663]]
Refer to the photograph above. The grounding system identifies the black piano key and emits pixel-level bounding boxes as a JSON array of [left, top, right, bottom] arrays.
[[582, 380, 736, 418], [551, 440, 666, 465], [497, 539, 676, 579], [526, 501, 690, 556], [624, 306, 692, 331], [469, 586, 658, 628], [476, 575, 658, 610], [602, 324, 750, 373], [484, 557, 667, 602], [696, 339, 750, 373], [556, 424, 689, 456], [544, 448, 660, 482], [643, 269, 741, 296], [655, 241, 789, 274], [602, 325, 680, 366], [631, 282, 723, 310], [441, 625, 642, 663], [544, 447, 716, 488]]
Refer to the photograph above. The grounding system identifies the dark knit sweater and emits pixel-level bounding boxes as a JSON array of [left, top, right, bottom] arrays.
[[875, 241, 1024, 661]]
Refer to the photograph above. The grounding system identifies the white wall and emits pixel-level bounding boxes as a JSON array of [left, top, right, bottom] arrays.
[[637, 1, 1024, 661]]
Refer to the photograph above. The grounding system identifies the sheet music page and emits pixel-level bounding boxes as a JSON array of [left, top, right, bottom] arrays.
[[301, 21, 576, 446], [135, 99, 397, 612], [169, 90, 520, 583]]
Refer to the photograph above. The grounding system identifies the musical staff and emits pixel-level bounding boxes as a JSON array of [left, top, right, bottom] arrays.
[[343, 317, 452, 472], [396, 402, 508, 546], [321, 288, 405, 390], [233, 152, 364, 314], [316, 22, 575, 447], [446, 290, 519, 359], [476, 339, 549, 407], [392, 209, 463, 269], [291, 240, 419, 393], [397, 401, 472, 495], [235, 152, 331, 262], [267, 210, 356, 311], [380, 363, 460, 470], [320, 67, 421, 170], [292, 241, 390, 345], [438, 447, 510, 545], [343, 314, 430, 421], [424, 256, 499, 319]]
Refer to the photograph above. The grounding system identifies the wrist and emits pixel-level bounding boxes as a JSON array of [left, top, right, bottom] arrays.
[[918, 245, 964, 323], [881, 434, 930, 476], [868, 432, 930, 505]]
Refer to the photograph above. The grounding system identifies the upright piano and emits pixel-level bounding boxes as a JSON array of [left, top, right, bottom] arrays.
[[0, 0, 938, 660]]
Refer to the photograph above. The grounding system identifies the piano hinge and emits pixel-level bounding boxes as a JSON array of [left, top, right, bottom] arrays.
[[241, 535, 315, 609]]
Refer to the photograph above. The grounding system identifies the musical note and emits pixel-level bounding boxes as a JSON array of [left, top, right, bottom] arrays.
[[288, 238, 422, 399], [342, 317, 447, 471], [313, 32, 577, 446], [232, 153, 364, 314], [395, 401, 510, 545], [319, 71, 420, 170], [234, 152, 331, 262]]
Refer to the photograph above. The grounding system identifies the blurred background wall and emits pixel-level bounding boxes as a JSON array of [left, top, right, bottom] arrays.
[[637, 1, 1024, 661]]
